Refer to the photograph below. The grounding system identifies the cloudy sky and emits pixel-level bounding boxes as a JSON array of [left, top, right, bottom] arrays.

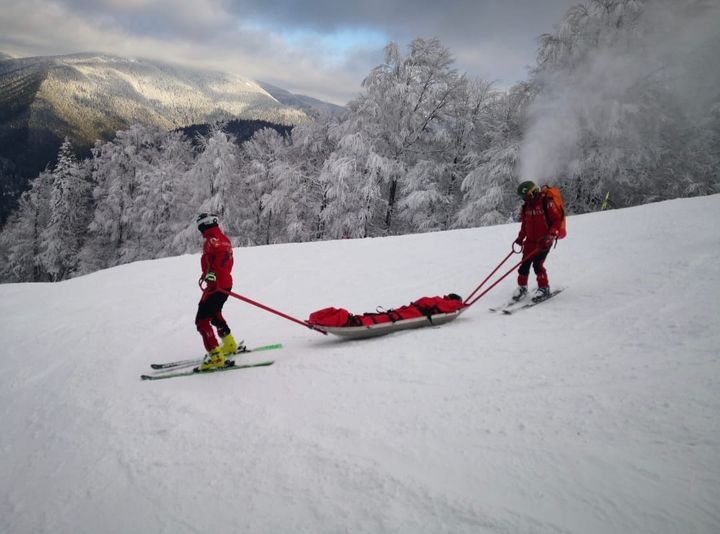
[[0, 0, 579, 105]]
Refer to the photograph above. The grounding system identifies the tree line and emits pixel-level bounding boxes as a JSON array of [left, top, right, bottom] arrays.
[[1, 0, 718, 282]]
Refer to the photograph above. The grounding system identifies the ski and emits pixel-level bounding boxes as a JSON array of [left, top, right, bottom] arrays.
[[141, 360, 274, 381], [489, 299, 525, 313], [502, 288, 565, 315], [150, 343, 282, 370]]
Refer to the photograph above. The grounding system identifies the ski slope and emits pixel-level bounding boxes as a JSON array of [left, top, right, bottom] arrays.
[[1, 195, 719, 534]]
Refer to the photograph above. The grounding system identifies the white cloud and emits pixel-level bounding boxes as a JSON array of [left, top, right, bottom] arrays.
[[0, 0, 577, 105]]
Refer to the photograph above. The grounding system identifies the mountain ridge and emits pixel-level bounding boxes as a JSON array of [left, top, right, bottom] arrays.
[[0, 52, 308, 141], [258, 81, 345, 118], [0, 52, 338, 224]]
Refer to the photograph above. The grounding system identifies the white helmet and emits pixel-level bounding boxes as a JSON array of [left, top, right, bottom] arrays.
[[196, 213, 219, 232]]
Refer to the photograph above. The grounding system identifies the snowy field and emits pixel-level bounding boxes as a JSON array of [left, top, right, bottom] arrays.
[[1, 195, 719, 534]]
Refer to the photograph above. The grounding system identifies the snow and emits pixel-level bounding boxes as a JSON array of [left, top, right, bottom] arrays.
[[1, 195, 719, 534]]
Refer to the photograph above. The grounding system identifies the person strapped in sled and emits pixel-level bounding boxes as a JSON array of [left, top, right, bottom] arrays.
[[195, 213, 244, 371], [513, 181, 565, 303]]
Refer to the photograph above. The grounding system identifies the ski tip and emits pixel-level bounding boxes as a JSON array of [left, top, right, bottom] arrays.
[[233, 360, 275, 369], [248, 343, 283, 352]]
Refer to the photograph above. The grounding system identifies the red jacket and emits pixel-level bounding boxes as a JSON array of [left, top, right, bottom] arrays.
[[201, 226, 233, 289], [517, 193, 563, 246]]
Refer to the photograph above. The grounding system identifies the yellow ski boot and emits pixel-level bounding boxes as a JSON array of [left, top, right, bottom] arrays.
[[198, 346, 225, 371], [221, 333, 244, 355]]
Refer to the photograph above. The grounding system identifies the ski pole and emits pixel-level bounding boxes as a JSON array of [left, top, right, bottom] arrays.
[[217, 288, 328, 335], [465, 245, 543, 307], [463, 244, 521, 305]]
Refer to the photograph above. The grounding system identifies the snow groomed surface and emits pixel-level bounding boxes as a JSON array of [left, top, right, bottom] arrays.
[[1, 195, 719, 534]]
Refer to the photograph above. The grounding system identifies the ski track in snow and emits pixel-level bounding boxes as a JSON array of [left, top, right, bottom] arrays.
[[1, 195, 719, 533]]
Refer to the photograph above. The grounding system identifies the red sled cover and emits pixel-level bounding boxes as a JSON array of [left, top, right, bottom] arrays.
[[413, 296, 466, 314], [307, 294, 465, 327], [307, 307, 352, 327]]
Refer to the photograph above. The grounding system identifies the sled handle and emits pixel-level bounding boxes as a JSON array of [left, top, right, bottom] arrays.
[[464, 245, 521, 305]]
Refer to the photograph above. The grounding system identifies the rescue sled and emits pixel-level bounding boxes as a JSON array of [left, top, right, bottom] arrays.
[[307, 294, 466, 339]]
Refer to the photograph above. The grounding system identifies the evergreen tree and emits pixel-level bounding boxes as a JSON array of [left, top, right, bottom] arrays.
[[37, 139, 93, 280], [0, 171, 53, 281], [173, 126, 242, 252]]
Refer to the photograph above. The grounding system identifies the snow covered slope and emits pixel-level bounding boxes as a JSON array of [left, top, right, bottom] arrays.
[[1, 195, 719, 534]]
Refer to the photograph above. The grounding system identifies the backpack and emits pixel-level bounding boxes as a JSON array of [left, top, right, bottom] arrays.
[[540, 185, 567, 239]]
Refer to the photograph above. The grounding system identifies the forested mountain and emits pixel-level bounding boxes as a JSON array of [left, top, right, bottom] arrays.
[[0, 0, 718, 283], [178, 119, 294, 149], [0, 53, 319, 223], [0, 52, 306, 146]]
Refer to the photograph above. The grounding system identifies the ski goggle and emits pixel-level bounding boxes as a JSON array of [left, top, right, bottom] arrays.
[[517, 184, 537, 198]]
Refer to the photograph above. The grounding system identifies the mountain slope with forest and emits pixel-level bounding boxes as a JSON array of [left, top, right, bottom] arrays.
[[0, 52, 314, 223]]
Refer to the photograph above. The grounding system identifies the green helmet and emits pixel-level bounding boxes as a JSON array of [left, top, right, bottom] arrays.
[[517, 180, 537, 199]]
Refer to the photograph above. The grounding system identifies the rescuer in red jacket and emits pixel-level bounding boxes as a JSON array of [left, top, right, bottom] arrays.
[[513, 181, 563, 302], [195, 213, 243, 371]]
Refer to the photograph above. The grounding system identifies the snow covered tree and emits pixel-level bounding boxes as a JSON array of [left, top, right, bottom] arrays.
[[0, 171, 53, 281], [281, 115, 339, 241], [237, 127, 290, 245], [188, 126, 240, 217], [80, 125, 166, 271], [399, 78, 495, 231], [173, 126, 242, 252], [320, 128, 390, 239], [37, 139, 93, 280], [522, 0, 720, 211], [457, 84, 531, 226], [134, 130, 195, 258], [348, 38, 466, 234]]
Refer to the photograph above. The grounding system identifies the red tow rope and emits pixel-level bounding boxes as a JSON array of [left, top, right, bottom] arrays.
[[464, 243, 543, 307], [199, 279, 327, 335]]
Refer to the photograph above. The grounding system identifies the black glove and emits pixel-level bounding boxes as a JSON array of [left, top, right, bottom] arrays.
[[514, 236, 524, 246]]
